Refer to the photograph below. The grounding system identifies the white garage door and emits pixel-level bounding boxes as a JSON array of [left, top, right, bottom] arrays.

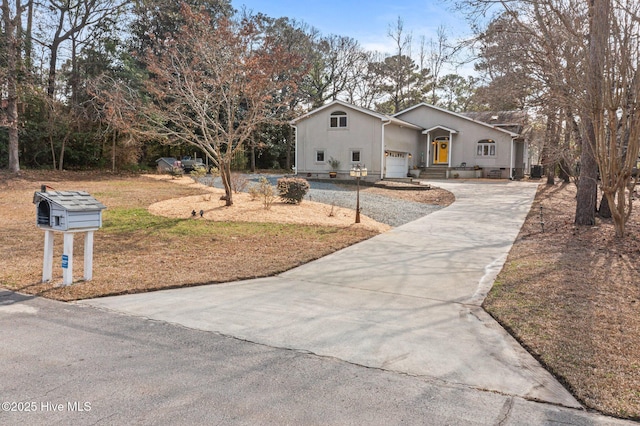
[[385, 152, 408, 178]]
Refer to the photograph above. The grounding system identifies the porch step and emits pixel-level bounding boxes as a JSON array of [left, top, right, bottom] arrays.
[[419, 168, 447, 179]]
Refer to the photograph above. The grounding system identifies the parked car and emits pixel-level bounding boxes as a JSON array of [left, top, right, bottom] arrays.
[[180, 156, 206, 173]]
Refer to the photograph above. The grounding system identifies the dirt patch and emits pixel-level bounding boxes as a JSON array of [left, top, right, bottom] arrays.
[[484, 181, 640, 419], [145, 175, 390, 232]]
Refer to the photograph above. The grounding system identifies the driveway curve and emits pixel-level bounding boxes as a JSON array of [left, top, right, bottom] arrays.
[[82, 180, 581, 409]]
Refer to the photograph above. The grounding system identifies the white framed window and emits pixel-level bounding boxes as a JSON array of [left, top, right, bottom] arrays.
[[315, 150, 325, 163], [350, 150, 361, 163], [477, 139, 496, 157], [330, 111, 348, 128]]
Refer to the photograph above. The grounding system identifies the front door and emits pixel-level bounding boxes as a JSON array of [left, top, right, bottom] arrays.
[[433, 137, 449, 165]]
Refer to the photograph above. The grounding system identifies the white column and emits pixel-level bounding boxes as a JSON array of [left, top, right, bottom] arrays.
[[62, 232, 74, 286], [426, 133, 431, 168], [448, 132, 453, 165], [84, 231, 94, 281], [510, 138, 515, 179], [42, 230, 54, 282]]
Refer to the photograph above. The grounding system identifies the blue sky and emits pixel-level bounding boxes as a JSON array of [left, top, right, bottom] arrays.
[[231, 0, 474, 56]]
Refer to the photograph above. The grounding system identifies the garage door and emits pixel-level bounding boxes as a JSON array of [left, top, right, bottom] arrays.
[[385, 152, 407, 178]]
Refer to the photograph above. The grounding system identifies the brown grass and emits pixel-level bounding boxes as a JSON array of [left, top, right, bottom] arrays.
[[0, 171, 450, 302], [484, 181, 640, 420]]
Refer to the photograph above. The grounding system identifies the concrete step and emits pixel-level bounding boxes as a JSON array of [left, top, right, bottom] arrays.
[[419, 168, 447, 179]]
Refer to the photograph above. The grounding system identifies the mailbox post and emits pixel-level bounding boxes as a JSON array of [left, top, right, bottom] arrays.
[[33, 188, 106, 286]]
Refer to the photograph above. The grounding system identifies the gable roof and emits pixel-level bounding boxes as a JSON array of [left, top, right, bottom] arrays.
[[33, 191, 106, 212], [291, 100, 422, 130], [422, 125, 458, 134], [462, 111, 527, 134], [395, 103, 520, 137]]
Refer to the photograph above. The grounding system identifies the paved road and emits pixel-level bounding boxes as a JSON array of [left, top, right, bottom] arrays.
[[2, 180, 634, 424], [0, 290, 633, 425]]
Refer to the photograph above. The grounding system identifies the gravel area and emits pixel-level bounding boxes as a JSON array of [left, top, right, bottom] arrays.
[[198, 174, 443, 227]]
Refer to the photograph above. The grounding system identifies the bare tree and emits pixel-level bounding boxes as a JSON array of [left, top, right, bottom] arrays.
[[40, 0, 129, 99], [586, 0, 640, 236], [1, 0, 30, 172], [301, 33, 364, 108], [142, 6, 305, 206]]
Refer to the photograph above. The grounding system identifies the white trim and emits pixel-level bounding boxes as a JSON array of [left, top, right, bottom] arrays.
[[291, 99, 422, 130], [381, 121, 389, 179], [422, 125, 458, 134], [510, 138, 515, 179]]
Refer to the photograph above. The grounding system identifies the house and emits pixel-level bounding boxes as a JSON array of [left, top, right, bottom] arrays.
[[156, 157, 177, 173], [290, 100, 529, 180]]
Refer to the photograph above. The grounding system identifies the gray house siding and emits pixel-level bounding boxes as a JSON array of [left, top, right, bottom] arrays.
[[294, 103, 384, 178], [293, 100, 525, 180], [396, 105, 515, 174]]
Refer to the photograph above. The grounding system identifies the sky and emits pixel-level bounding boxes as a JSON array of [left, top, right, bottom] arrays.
[[230, 0, 475, 58]]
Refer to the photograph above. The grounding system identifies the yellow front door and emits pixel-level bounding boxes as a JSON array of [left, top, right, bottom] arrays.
[[434, 138, 449, 164]]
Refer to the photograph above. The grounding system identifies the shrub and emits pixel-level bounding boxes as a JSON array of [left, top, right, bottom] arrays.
[[189, 166, 207, 181], [249, 177, 276, 209], [169, 166, 184, 179], [277, 177, 310, 204], [230, 172, 248, 193], [248, 184, 260, 201]]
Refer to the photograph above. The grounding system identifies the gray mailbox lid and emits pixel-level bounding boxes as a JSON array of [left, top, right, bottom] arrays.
[[33, 191, 106, 231], [33, 190, 106, 212]]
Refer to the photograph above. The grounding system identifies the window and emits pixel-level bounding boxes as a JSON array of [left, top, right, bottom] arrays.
[[351, 150, 361, 163], [315, 150, 325, 163], [330, 111, 348, 128], [477, 139, 496, 157]]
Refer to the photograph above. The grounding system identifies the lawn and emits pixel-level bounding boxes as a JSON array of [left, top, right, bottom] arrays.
[[484, 182, 640, 420], [0, 171, 383, 301]]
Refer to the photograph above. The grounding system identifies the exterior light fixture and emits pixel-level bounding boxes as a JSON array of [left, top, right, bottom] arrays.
[[349, 164, 368, 223]]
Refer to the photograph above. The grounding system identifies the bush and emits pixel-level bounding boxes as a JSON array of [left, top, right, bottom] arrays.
[[169, 166, 184, 178], [230, 172, 248, 193], [249, 177, 276, 209], [277, 177, 310, 204], [189, 166, 207, 181]]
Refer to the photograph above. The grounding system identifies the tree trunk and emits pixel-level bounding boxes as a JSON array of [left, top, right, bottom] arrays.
[[575, 119, 598, 225], [112, 130, 117, 172], [49, 134, 57, 170], [558, 158, 571, 183], [285, 125, 293, 171], [47, 40, 61, 98], [576, 0, 607, 226], [2, 0, 21, 173], [250, 139, 256, 173], [25, 0, 32, 69], [220, 160, 233, 206], [58, 136, 67, 171], [598, 192, 611, 218]]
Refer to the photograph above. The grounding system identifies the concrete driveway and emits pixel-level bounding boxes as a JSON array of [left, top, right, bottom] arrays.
[[82, 180, 580, 409]]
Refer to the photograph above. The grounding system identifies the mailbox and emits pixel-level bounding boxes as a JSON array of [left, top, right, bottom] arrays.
[[33, 187, 106, 286], [34, 190, 105, 232]]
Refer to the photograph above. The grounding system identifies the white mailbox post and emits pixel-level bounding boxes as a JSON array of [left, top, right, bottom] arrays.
[[33, 187, 106, 286]]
